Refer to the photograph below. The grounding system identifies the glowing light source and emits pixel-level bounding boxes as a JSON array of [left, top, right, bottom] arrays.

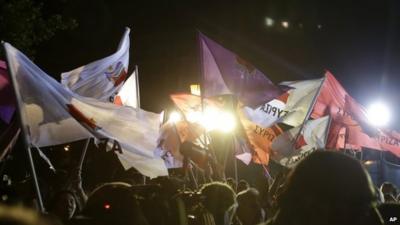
[[281, 21, 289, 28], [367, 101, 391, 127], [198, 107, 236, 132], [190, 84, 201, 96], [364, 160, 375, 166], [64, 145, 70, 152], [104, 203, 111, 210], [168, 111, 182, 123], [265, 17, 274, 27]]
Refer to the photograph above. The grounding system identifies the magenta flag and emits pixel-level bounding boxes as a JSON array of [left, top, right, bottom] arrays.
[[0, 60, 15, 124], [199, 33, 284, 108]]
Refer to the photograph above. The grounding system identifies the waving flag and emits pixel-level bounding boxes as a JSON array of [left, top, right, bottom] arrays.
[[241, 92, 288, 128], [4, 42, 167, 178], [238, 108, 283, 165], [61, 28, 130, 102], [271, 116, 330, 167], [279, 78, 323, 127], [0, 60, 16, 123], [199, 33, 284, 108], [113, 70, 138, 108]]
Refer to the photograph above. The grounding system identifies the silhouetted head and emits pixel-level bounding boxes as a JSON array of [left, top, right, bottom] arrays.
[[237, 180, 250, 193], [272, 150, 383, 225], [50, 190, 77, 221], [84, 182, 148, 225], [380, 182, 398, 203], [236, 188, 263, 225], [200, 182, 236, 225]]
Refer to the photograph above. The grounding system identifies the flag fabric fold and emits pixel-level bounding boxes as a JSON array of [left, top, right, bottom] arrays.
[[61, 28, 130, 102], [271, 116, 330, 167], [4, 42, 167, 178], [113, 70, 138, 108], [279, 78, 323, 127], [199, 33, 284, 108]]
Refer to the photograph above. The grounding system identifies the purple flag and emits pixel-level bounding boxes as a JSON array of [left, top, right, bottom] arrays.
[[0, 60, 15, 124], [199, 33, 284, 108]]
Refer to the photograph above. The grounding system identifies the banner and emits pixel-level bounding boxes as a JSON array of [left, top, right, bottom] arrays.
[[199, 32, 284, 108], [61, 28, 130, 102], [4, 42, 167, 178]]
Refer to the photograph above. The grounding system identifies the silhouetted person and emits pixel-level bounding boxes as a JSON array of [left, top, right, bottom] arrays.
[[380, 182, 398, 203], [197, 182, 236, 225], [83, 182, 149, 225], [236, 188, 265, 225], [265, 150, 383, 225], [237, 180, 249, 193]]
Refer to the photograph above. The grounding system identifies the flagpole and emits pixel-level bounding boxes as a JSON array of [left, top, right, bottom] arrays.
[[197, 31, 221, 180], [323, 116, 332, 149], [135, 65, 141, 109], [78, 138, 91, 170], [134, 65, 146, 184], [2, 42, 45, 212], [286, 75, 326, 166]]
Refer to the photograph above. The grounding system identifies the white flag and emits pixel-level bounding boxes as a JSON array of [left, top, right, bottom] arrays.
[[4, 42, 167, 178], [271, 116, 330, 167], [241, 96, 287, 128], [113, 70, 138, 108], [278, 78, 323, 127], [61, 28, 130, 102]]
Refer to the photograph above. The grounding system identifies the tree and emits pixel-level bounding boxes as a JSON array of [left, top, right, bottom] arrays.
[[0, 0, 77, 58]]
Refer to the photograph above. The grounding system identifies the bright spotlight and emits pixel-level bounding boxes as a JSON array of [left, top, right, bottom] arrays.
[[218, 111, 236, 132], [198, 107, 236, 132], [187, 111, 202, 123], [281, 21, 289, 28], [200, 107, 220, 131], [168, 111, 182, 123], [64, 145, 70, 152], [367, 101, 391, 127], [265, 17, 274, 27]]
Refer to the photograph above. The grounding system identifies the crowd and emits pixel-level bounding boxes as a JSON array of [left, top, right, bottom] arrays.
[[0, 150, 399, 225]]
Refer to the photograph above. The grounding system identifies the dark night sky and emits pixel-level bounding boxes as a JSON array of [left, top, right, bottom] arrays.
[[35, 0, 400, 129]]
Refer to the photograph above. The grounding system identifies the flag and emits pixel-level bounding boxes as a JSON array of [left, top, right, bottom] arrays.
[[0, 60, 16, 123], [241, 92, 288, 128], [279, 78, 323, 127], [238, 110, 283, 165], [4, 42, 167, 178], [61, 28, 130, 102], [113, 70, 138, 108], [199, 33, 284, 108], [311, 71, 349, 120], [271, 116, 330, 167]]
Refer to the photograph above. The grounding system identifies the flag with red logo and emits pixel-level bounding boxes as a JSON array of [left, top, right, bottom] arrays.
[[4, 42, 167, 178], [61, 28, 130, 102]]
